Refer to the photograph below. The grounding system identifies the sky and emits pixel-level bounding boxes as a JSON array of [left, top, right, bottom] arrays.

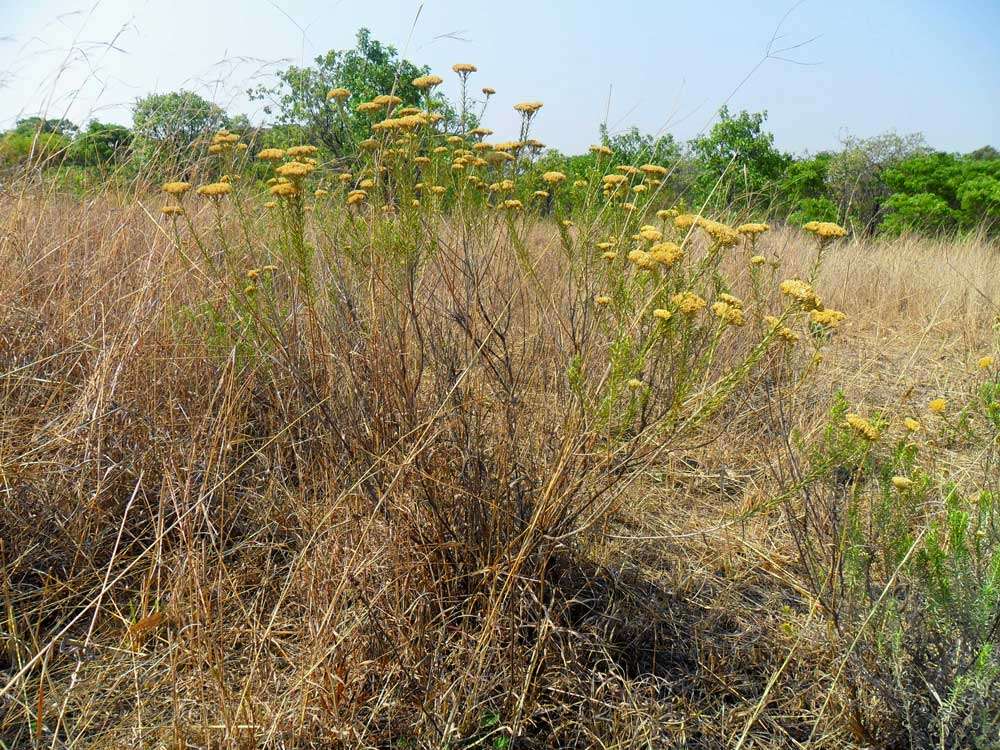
[[0, 0, 997, 156]]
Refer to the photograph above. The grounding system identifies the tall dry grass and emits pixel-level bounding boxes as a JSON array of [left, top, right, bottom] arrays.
[[1, 171, 998, 749]]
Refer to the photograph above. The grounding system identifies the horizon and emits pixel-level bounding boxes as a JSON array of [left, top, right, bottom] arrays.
[[1, 0, 997, 156]]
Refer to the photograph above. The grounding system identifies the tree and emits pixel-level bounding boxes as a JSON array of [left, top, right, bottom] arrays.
[[968, 145, 999, 161], [249, 28, 454, 156], [599, 124, 681, 165], [13, 117, 78, 137], [879, 192, 958, 236], [133, 90, 229, 144], [67, 120, 132, 166], [688, 107, 789, 212], [825, 131, 928, 234]]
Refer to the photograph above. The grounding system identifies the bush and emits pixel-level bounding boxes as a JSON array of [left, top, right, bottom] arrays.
[[787, 196, 839, 225], [879, 192, 958, 236], [777, 389, 1000, 748]]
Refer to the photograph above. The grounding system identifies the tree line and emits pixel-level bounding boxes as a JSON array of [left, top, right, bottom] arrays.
[[2, 28, 997, 237]]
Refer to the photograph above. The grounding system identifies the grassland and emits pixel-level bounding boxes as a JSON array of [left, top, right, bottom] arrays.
[[1, 112, 998, 749]]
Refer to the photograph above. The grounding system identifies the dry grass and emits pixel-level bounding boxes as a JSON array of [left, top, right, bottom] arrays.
[[1, 186, 997, 749]]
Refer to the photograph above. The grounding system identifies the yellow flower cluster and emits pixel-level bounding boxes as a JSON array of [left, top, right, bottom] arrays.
[[765, 315, 800, 343], [891, 476, 914, 491], [779, 279, 822, 311], [162, 181, 191, 195], [269, 182, 299, 197], [589, 145, 613, 156], [698, 219, 740, 247], [649, 242, 683, 267], [672, 292, 707, 315], [372, 114, 430, 131], [412, 74, 444, 89], [737, 223, 770, 235], [542, 171, 566, 184], [712, 300, 745, 326], [810, 308, 847, 328], [845, 413, 880, 441], [452, 63, 477, 74], [513, 101, 544, 114], [803, 221, 848, 240], [276, 161, 316, 179], [639, 164, 667, 176], [197, 182, 232, 197], [928, 398, 947, 414], [257, 148, 286, 161], [627, 249, 658, 271], [326, 87, 350, 100]]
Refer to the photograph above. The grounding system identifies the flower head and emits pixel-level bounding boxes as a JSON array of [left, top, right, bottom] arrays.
[[327, 87, 350, 101], [810, 308, 847, 328], [891, 476, 914, 491], [978, 355, 995, 370], [276, 161, 316, 179], [737, 222, 770, 235], [780, 279, 823, 311], [257, 148, 286, 161], [162, 181, 191, 195], [452, 63, 477, 74], [845, 413, 880, 441], [803, 221, 848, 240], [671, 292, 707, 315], [712, 301, 745, 326], [196, 182, 232, 197], [904, 417, 921, 432], [513, 101, 543, 114], [542, 171, 566, 185], [928, 398, 947, 415], [649, 242, 683, 268], [269, 182, 299, 197], [412, 74, 444, 89]]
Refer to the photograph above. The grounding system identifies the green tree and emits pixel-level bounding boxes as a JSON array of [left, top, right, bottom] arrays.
[[66, 120, 132, 166], [825, 131, 928, 234], [968, 145, 999, 161], [956, 175, 1000, 232], [132, 90, 230, 170], [249, 28, 454, 157], [787, 196, 839, 226], [688, 107, 789, 212], [879, 192, 958, 236], [13, 116, 78, 137]]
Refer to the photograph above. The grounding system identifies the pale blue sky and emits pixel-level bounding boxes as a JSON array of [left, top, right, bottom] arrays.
[[1, 0, 997, 155]]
